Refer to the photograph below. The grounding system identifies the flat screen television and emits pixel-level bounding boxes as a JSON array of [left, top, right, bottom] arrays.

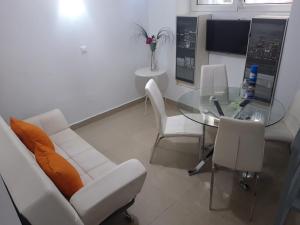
[[206, 20, 251, 55]]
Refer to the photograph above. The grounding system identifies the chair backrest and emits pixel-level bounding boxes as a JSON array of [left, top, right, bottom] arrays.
[[145, 79, 167, 134], [213, 117, 265, 172], [200, 64, 229, 97], [284, 90, 300, 139]]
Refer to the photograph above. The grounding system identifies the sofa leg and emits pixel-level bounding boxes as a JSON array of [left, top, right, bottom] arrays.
[[124, 210, 134, 222], [101, 199, 135, 224]]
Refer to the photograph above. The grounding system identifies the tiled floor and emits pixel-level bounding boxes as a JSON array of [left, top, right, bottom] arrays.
[[75, 101, 299, 225]]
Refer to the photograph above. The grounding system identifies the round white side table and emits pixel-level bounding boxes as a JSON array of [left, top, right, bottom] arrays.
[[135, 67, 167, 114]]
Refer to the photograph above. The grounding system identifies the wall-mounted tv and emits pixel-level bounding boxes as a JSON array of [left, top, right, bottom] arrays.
[[206, 20, 251, 55]]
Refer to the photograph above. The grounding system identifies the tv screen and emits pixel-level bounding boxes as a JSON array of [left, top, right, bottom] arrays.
[[206, 20, 251, 55]]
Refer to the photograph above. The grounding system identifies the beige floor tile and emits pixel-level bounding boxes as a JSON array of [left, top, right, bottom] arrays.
[[145, 165, 196, 201], [286, 211, 300, 225], [150, 201, 237, 225], [128, 181, 176, 225], [75, 101, 300, 225]]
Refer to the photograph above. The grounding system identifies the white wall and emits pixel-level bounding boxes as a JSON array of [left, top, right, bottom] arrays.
[[148, 0, 300, 109], [148, 0, 191, 101], [177, 0, 191, 15], [1, 0, 299, 124], [148, 0, 254, 100], [0, 0, 148, 123], [275, 0, 300, 107]]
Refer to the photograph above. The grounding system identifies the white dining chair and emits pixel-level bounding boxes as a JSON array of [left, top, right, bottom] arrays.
[[199, 64, 229, 164], [145, 79, 203, 163], [209, 117, 265, 221], [200, 64, 229, 100], [265, 90, 300, 144]]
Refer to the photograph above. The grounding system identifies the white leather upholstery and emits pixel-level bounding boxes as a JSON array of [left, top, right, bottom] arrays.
[[265, 121, 293, 144], [0, 109, 146, 225], [25, 109, 69, 136], [210, 117, 264, 219], [0, 116, 83, 225], [164, 115, 203, 137], [213, 117, 265, 172], [145, 79, 202, 138], [265, 90, 300, 143], [284, 90, 300, 137], [51, 129, 116, 185], [70, 159, 146, 225], [200, 64, 229, 98], [145, 79, 167, 134]]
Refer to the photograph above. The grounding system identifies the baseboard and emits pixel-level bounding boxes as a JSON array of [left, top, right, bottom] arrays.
[[165, 97, 177, 105], [71, 97, 145, 129]]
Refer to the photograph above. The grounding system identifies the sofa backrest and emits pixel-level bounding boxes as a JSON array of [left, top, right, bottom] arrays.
[[0, 116, 83, 225], [25, 109, 69, 136]]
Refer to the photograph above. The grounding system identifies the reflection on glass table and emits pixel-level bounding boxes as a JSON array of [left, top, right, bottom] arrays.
[[177, 87, 285, 127], [176, 87, 286, 175]]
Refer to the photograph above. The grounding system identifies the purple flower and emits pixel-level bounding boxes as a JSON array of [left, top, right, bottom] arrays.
[[146, 37, 153, 44]]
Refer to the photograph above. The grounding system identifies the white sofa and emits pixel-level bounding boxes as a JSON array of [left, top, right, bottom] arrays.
[[0, 109, 147, 225]]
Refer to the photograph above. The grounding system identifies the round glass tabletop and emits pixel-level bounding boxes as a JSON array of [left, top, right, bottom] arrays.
[[177, 87, 286, 128]]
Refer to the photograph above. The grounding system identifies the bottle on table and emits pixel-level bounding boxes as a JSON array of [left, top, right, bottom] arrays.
[[246, 65, 258, 99]]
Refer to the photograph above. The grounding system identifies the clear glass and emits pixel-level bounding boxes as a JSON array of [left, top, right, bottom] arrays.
[[244, 0, 292, 4], [197, 0, 233, 5], [177, 87, 286, 128]]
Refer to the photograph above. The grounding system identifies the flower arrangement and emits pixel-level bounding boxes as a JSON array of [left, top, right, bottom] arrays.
[[136, 24, 173, 71]]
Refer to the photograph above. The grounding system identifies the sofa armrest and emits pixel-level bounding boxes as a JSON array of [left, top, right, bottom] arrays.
[[70, 159, 146, 225], [25, 109, 69, 135]]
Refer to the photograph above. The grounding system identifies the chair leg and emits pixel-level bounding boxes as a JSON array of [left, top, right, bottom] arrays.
[[150, 133, 162, 164], [198, 136, 203, 161], [144, 95, 148, 114], [250, 173, 259, 221], [288, 143, 292, 155], [275, 206, 291, 225], [209, 163, 215, 210], [240, 172, 250, 191], [201, 126, 206, 160]]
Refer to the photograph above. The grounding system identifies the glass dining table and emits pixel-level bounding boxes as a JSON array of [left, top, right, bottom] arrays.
[[177, 87, 286, 176]]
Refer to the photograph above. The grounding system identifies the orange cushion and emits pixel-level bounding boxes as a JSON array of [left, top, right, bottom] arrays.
[[35, 143, 83, 199], [10, 117, 54, 153]]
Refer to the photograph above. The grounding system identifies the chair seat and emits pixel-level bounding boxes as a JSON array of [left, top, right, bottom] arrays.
[[265, 121, 294, 144], [163, 115, 203, 137]]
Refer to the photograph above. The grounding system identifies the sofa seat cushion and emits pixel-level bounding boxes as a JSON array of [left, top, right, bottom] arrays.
[[50, 129, 116, 185]]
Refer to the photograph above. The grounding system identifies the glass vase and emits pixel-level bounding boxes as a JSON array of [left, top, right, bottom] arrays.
[[150, 51, 157, 71]]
